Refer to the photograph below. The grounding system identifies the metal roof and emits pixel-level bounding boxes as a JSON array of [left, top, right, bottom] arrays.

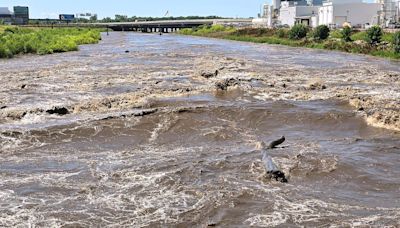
[[0, 7, 12, 15]]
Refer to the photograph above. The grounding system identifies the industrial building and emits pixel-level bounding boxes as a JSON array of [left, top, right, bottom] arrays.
[[255, 0, 396, 28], [13, 6, 29, 25], [0, 6, 29, 25], [318, 0, 380, 28], [376, 0, 400, 26], [279, 2, 320, 27], [0, 7, 13, 24]]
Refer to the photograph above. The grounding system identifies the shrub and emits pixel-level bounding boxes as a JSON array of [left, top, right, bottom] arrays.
[[366, 26, 382, 45], [276, 28, 288, 38], [179, 28, 193, 35], [312, 25, 330, 41], [288, 24, 308, 40], [232, 28, 275, 37], [209, 24, 225, 32], [341, 26, 353, 42], [182, 25, 237, 36], [393, 32, 400, 54]]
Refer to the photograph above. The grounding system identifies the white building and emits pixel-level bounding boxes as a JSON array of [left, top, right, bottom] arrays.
[[279, 2, 320, 27], [255, 0, 382, 28], [318, 0, 381, 28], [376, 0, 400, 25]]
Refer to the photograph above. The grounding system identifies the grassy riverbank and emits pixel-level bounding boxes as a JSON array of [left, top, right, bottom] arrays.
[[0, 26, 101, 58], [179, 25, 400, 60]]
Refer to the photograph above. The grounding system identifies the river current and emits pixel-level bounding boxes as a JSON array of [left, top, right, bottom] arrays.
[[0, 32, 399, 227]]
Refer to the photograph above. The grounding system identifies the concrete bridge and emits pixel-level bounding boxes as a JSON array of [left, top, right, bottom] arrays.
[[94, 19, 253, 32]]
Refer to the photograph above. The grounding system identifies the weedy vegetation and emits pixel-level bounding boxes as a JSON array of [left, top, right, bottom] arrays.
[[179, 24, 400, 60], [0, 26, 101, 58]]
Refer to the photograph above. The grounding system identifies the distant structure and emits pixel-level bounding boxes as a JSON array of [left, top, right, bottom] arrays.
[[59, 14, 75, 21], [13, 6, 29, 25], [376, 0, 400, 26], [319, 0, 380, 28], [279, 1, 320, 27], [254, 0, 383, 28], [0, 7, 13, 24], [75, 13, 97, 20], [0, 6, 29, 25], [307, 0, 323, 6]]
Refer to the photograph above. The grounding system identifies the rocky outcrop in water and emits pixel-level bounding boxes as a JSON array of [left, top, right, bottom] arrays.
[[46, 107, 69, 115], [200, 70, 219, 79], [215, 78, 240, 91]]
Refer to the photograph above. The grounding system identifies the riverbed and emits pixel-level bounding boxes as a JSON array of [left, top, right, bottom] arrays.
[[0, 32, 399, 227]]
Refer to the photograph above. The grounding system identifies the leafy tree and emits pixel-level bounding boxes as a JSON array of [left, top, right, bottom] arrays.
[[312, 25, 330, 41], [101, 17, 113, 23], [288, 24, 308, 40], [341, 26, 352, 42], [90, 14, 98, 22], [114, 15, 128, 22], [366, 25, 382, 45]]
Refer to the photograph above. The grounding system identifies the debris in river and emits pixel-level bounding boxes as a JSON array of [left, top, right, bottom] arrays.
[[125, 50, 130, 53], [200, 70, 219, 79], [258, 137, 288, 183], [308, 81, 327, 90], [101, 108, 158, 120], [268, 136, 285, 149], [215, 78, 240, 91], [21, 84, 26, 89], [46, 107, 70, 115]]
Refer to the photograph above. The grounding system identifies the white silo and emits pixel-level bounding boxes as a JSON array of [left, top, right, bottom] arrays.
[[272, 0, 281, 10]]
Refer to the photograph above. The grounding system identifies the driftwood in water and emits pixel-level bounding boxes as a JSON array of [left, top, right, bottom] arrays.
[[261, 136, 288, 183], [267, 136, 285, 149]]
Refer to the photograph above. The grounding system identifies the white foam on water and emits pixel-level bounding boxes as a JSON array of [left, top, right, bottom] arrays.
[[245, 212, 289, 227], [149, 115, 178, 143]]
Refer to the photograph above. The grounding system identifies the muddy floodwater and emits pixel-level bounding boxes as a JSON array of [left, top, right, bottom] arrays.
[[0, 32, 399, 227]]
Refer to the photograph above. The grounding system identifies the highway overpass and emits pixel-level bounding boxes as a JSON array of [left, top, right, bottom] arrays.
[[24, 19, 253, 32], [96, 19, 252, 32]]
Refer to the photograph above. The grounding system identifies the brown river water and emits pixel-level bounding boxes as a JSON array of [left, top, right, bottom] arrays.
[[0, 32, 399, 227]]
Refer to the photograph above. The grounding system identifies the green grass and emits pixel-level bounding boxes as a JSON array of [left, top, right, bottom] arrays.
[[0, 27, 101, 58], [350, 31, 394, 43], [179, 26, 400, 60], [179, 25, 236, 36]]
